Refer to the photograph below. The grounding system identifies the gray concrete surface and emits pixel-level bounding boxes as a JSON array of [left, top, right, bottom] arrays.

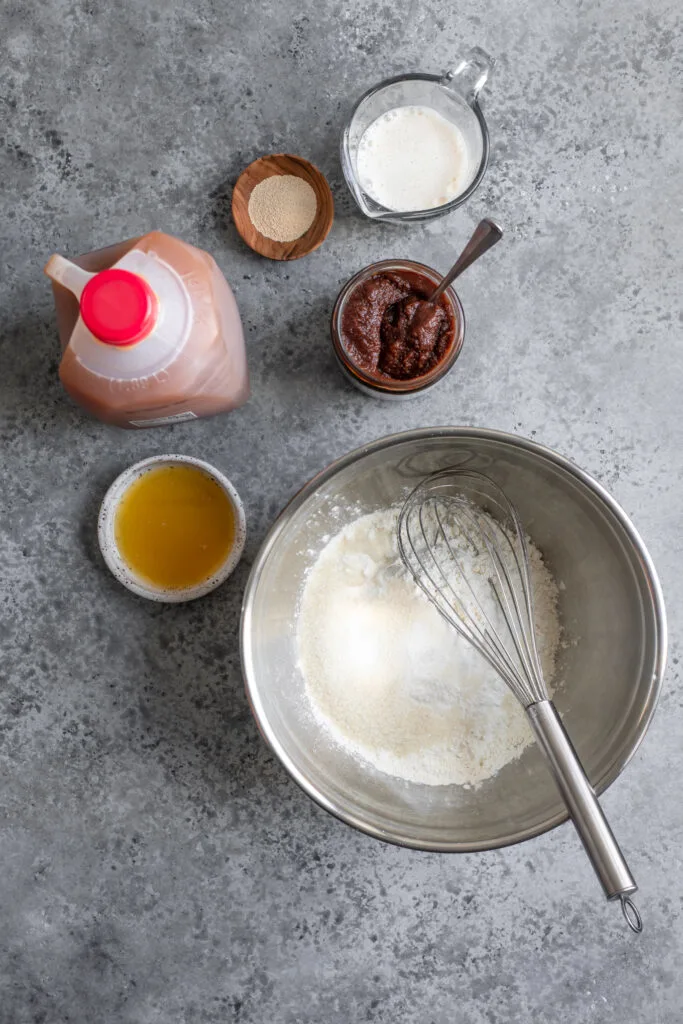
[[1, 0, 682, 1021]]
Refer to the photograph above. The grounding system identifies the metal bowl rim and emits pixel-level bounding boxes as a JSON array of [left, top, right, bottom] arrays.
[[240, 426, 667, 853]]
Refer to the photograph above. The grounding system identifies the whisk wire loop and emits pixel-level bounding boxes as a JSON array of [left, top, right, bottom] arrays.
[[403, 499, 514, 688], [399, 470, 548, 707], [430, 501, 530, 698], [470, 502, 547, 705]]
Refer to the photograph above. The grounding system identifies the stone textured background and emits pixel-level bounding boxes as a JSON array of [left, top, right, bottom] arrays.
[[1, 0, 682, 1021]]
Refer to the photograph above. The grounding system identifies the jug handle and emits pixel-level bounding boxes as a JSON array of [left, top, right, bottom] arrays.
[[442, 47, 495, 103], [44, 255, 94, 299]]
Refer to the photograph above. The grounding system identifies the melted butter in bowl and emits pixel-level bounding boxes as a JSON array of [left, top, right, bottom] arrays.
[[99, 455, 246, 602]]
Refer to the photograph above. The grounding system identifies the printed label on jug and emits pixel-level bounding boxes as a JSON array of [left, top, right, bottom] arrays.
[[129, 411, 199, 428]]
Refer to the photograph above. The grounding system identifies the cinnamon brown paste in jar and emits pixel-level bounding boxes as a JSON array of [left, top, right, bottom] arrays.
[[340, 269, 456, 381]]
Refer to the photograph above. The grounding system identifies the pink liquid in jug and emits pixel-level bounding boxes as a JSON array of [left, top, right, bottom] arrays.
[[45, 231, 249, 428]]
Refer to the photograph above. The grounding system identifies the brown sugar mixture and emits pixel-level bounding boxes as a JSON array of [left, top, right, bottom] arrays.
[[340, 269, 456, 381]]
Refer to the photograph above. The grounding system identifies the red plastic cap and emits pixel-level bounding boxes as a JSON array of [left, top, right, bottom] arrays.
[[80, 269, 158, 346]]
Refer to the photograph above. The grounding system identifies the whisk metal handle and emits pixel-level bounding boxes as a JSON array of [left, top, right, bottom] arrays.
[[527, 700, 642, 933]]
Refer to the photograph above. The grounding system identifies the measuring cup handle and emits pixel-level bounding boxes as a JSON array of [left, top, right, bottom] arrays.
[[442, 47, 495, 103]]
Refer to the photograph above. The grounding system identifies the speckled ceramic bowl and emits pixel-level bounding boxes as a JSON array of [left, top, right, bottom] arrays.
[[98, 454, 246, 603]]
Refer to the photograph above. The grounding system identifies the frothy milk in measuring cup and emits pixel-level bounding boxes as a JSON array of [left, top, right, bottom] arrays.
[[356, 105, 473, 213]]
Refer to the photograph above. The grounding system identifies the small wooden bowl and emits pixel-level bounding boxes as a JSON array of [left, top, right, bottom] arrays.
[[232, 154, 334, 261]]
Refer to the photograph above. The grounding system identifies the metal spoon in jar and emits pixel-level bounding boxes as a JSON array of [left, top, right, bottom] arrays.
[[427, 218, 503, 305], [381, 218, 503, 376]]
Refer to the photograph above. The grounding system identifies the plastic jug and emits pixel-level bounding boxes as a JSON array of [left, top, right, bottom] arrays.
[[45, 231, 249, 428]]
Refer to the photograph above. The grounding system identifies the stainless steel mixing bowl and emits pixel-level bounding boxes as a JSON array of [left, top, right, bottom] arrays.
[[240, 428, 666, 852]]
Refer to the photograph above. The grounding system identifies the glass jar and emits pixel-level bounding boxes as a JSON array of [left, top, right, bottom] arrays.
[[341, 48, 494, 224], [330, 259, 465, 400]]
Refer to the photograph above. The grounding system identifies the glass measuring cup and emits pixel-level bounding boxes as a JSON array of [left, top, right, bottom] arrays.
[[341, 47, 494, 224]]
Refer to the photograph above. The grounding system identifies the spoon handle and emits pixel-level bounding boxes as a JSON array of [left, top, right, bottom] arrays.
[[429, 218, 503, 304]]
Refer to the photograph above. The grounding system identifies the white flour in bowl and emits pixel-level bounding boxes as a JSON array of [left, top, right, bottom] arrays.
[[296, 507, 561, 787]]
